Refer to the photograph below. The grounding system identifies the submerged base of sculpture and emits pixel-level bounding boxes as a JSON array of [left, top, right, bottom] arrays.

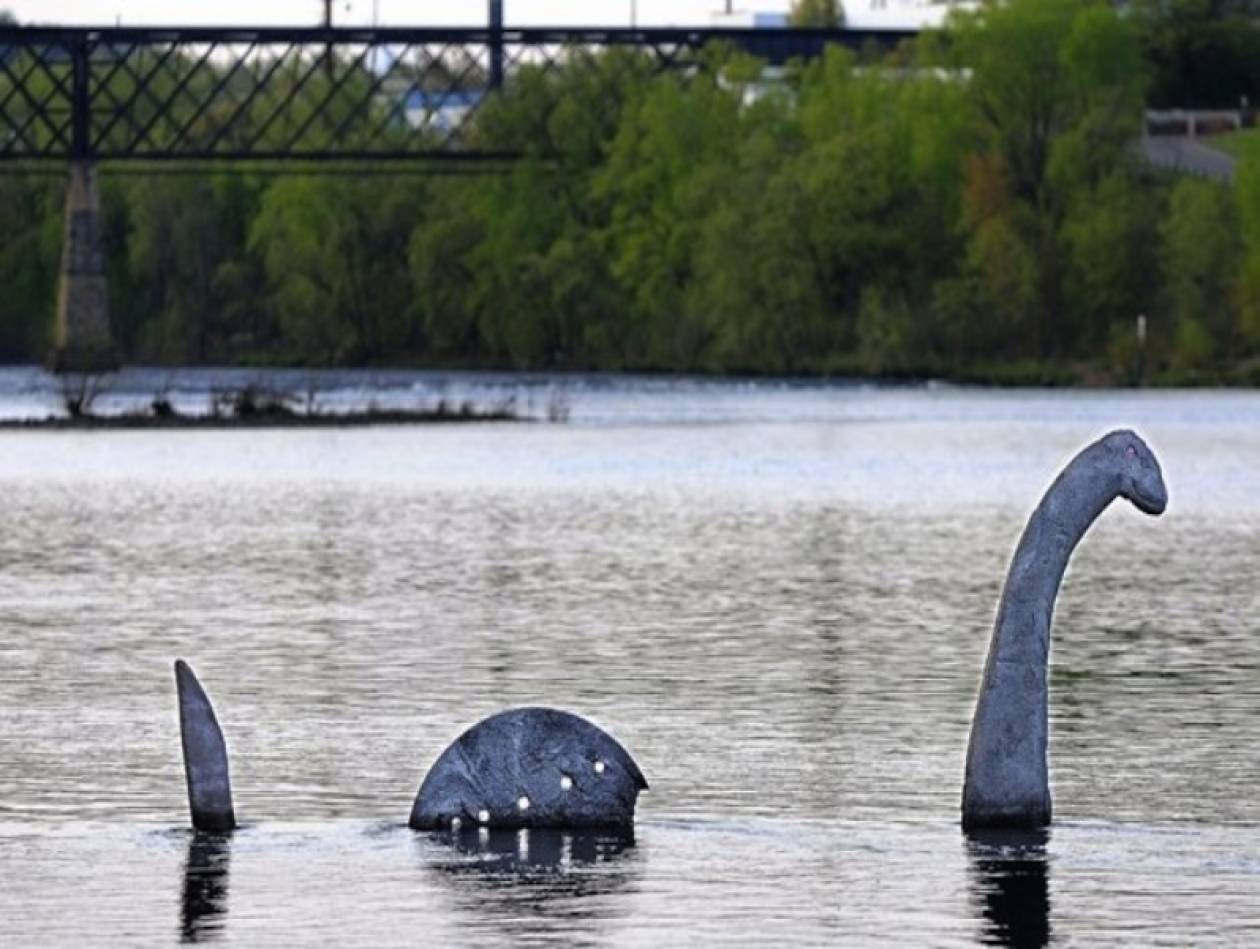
[[409, 707, 647, 831]]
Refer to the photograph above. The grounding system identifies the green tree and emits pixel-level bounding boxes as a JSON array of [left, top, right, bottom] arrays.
[[0, 174, 58, 361], [407, 182, 483, 361], [686, 74, 823, 371], [789, 0, 842, 27], [949, 0, 1145, 212], [250, 177, 422, 364], [1160, 178, 1241, 374], [598, 63, 744, 368], [945, 0, 1147, 359], [122, 176, 263, 362], [1234, 139, 1260, 349], [1135, 0, 1260, 107], [1, 9, 1252, 383], [1060, 174, 1159, 353], [439, 49, 649, 368], [804, 48, 967, 346], [952, 152, 1043, 359]]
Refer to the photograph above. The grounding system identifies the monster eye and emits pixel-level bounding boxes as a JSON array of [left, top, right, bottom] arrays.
[[1125, 446, 1136, 457]]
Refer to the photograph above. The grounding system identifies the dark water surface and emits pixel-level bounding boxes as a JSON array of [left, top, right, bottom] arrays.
[[0, 370, 1258, 945]]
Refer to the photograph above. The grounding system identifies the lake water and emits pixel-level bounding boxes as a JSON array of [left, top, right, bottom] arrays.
[[0, 367, 1258, 946]]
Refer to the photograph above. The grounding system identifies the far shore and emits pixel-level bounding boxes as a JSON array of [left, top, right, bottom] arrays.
[[0, 406, 522, 430], [0, 372, 556, 429]]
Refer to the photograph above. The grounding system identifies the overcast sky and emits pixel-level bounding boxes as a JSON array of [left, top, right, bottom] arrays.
[[7, 1, 789, 28]]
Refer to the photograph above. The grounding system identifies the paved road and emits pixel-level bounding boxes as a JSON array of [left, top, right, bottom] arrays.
[[1141, 136, 1236, 182]]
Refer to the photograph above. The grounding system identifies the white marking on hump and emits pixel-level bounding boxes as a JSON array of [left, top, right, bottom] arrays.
[[594, 760, 606, 775], [560, 775, 573, 791], [477, 809, 490, 824], [450, 816, 461, 831], [518, 795, 531, 811]]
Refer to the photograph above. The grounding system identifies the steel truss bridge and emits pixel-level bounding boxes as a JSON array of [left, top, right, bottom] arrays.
[[0, 24, 914, 167]]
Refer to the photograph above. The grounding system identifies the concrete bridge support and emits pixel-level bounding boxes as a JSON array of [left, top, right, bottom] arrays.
[[50, 161, 117, 373]]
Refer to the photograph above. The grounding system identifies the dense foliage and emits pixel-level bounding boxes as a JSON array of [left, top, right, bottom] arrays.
[[1137, 0, 1260, 108], [5, 0, 1260, 382], [789, 0, 844, 28]]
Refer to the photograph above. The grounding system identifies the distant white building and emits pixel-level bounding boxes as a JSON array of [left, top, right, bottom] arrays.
[[400, 90, 482, 135], [711, 1, 972, 32], [846, 0, 963, 30], [710, 10, 791, 28]]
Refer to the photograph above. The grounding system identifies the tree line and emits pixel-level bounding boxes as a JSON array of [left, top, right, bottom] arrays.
[[3, 0, 1260, 383]]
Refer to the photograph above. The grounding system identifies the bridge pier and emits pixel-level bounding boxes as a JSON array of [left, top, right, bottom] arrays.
[[50, 161, 118, 374]]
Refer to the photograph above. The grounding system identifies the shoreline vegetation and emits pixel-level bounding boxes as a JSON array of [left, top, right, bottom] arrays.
[[6, 0, 1260, 384], [1, 377, 546, 429], [0, 408, 516, 431], [0, 403, 523, 430], [1, 357, 1255, 431]]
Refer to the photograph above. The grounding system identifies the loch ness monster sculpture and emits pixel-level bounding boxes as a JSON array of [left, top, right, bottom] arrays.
[[962, 429, 1167, 829], [173, 662, 645, 832], [175, 430, 1160, 836]]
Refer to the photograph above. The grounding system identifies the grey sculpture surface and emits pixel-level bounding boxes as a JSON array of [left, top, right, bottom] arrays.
[[175, 659, 236, 833], [409, 707, 647, 831], [962, 430, 1167, 829]]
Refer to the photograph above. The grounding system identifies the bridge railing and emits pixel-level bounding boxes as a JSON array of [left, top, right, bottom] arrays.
[[0, 26, 913, 163]]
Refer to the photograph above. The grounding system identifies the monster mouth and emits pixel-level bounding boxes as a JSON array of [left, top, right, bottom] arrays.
[[1131, 481, 1168, 516]]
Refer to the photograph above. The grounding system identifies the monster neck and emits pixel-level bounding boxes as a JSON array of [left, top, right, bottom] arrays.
[[962, 444, 1122, 828], [989, 449, 1121, 668]]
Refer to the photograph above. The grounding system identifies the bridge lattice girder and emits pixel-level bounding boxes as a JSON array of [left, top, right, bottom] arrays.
[[0, 25, 914, 164]]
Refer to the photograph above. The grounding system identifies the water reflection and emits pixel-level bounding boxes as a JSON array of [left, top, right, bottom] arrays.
[[423, 828, 639, 937], [180, 832, 232, 943], [4, 386, 1260, 945], [965, 827, 1051, 948]]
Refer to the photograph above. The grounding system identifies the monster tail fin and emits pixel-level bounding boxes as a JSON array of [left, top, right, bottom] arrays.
[[175, 659, 236, 833]]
